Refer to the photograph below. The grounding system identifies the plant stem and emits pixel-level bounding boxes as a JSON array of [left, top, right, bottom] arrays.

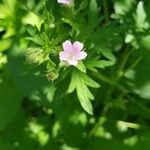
[[125, 57, 143, 72], [92, 72, 128, 94], [92, 72, 115, 86], [103, 0, 109, 23], [117, 47, 134, 79], [126, 95, 150, 115]]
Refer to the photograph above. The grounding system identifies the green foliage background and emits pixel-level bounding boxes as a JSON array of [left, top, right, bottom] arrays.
[[0, 0, 150, 149]]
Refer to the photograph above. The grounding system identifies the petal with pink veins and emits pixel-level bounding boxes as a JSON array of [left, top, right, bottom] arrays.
[[73, 41, 84, 52], [79, 51, 87, 60], [63, 40, 73, 53], [59, 51, 69, 61]]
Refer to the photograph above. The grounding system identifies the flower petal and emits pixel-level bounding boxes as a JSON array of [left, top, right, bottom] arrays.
[[68, 60, 78, 66], [59, 51, 69, 61], [78, 51, 87, 60], [57, 0, 72, 4], [63, 40, 73, 53], [73, 41, 84, 52]]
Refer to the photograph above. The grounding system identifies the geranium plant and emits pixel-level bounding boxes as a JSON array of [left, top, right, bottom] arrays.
[[0, 0, 150, 149]]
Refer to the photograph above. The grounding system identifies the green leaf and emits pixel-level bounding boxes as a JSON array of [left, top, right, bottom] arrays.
[[100, 49, 116, 63], [43, 6, 55, 27], [77, 0, 88, 12], [61, 18, 78, 31], [134, 1, 149, 31], [77, 0, 101, 41], [0, 38, 13, 52], [26, 24, 39, 37], [40, 32, 50, 50], [86, 59, 114, 72], [91, 24, 123, 51], [26, 32, 50, 49], [114, 0, 135, 16], [79, 71, 100, 88], [68, 70, 100, 114], [89, 0, 99, 21], [141, 35, 150, 51], [76, 80, 94, 101], [76, 88, 93, 115], [68, 71, 77, 93], [76, 61, 86, 73], [77, 19, 100, 41], [26, 35, 43, 46]]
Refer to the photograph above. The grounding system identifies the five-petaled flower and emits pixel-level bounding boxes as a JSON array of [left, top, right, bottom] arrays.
[[57, 0, 72, 5], [59, 40, 87, 66]]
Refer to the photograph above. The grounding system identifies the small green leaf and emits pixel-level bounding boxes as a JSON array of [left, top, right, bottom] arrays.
[[79, 81, 94, 100], [41, 32, 49, 45], [26, 32, 50, 49], [100, 49, 116, 63], [68, 71, 77, 93], [114, 0, 135, 16], [77, 0, 88, 12], [0, 38, 13, 52], [77, 88, 93, 115], [89, 0, 99, 20], [61, 18, 78, 30], [79, 71, 100, 88], [86, 59, 114, 72], [26, 35, 43, 46], [40, 32, 50, 50], [68, 70, 100, 114], [26, 24, 39, 36], [134, 1, 149, 31], [43, 7, 55, 27], [77, 61, 86, 73]]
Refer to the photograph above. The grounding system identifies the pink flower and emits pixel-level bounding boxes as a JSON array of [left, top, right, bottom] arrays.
[[57, 0, 72, 5], [59, 40, 87, 66]]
